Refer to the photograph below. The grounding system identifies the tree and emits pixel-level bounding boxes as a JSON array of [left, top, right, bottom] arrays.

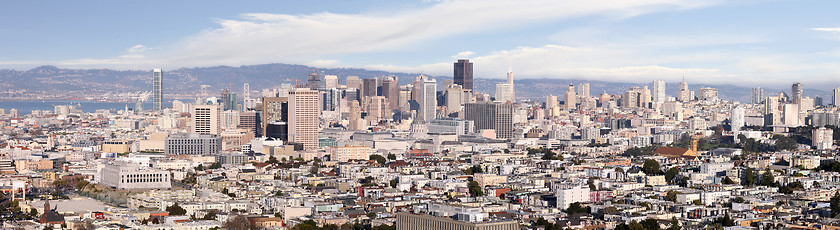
[[224, 215, 251, 230], [642, 159, 661, 175], [760, 168, 775, 186], [390, 179, 398, 188], [194, 164, 205, 171], [209, 162, 222, 169], [831, 191, 840, 218], [665, 167, 679, 183], [627, 220, 645, 230], [203, 210, 218, 220], [468, 181, 483, 197], [665, 190, 680, 202], [717, 212, 735, 226], [370, 155, 386, 164], [667, 217, 681, 230], [387, 153, 396, 160], [166, 203, 187, 216], [372, 224, 396, 230], [742, 167, 755, 187], [722, 176, 734, 184], [266, 156, 279, 164], [641, 218, 661, 230], [566, 202, 588, 214]]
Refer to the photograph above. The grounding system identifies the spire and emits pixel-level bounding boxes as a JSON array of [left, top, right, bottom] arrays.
[[506, 62, 513, 84]]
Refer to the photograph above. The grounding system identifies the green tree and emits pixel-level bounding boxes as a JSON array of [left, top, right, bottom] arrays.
[[390, 179, 398, 188], [665, 190, 680, 202], [641, 218, 661, 230], [665, 167, 679, 183], [387, 153, 396, 160], [642, 159, 661, 175], [468, 181, 483, 197], [166, 203, 187, 216], [742, 167, 755, 187], [722, 176, 734, 184], [566, 202, 588, 214], [209, 162, 222, 169], [370, 155, 386, 164], [760, 168, 775, 186], [266, 156, 279, 164], [667, 217, 681, 230], [628, 220, 645, 230], [194, 164, 205, 171]]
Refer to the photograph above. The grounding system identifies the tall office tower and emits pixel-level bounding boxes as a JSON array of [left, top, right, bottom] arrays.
[[344, 88, 360, 103], [763, 96, 780, 126], [220, 89, 230, 109], [368, 96, 388, 122], [321, 88, 341, 111], [324, 75, 338, 89], [652, 80, 666, 103], [262, 97, 288, 136], [622, 88, 641, 108], [238, 111, 261, 136], [698, 87, 719, 101], [308, 72, 322, 90], [507, 64, 515, 100], [640, 86, 652, 107], [220, 110, 240, 129], [153, 69, 163, 111], [382, 77, 399, 110], [813, 127, 834, 150], [399, 88, 412, 112], [751, 87, 765, 104], [411, 75, 427, 103], [545, 94, 559, 117], [678, 80, 691, 102], [363, 78, 378, 97], [446, 85, 470, 116], [495, 83, 514, 103], [346, 76, 362, 90], [419, 78, 438, 122], [348, 100, 365, 130], [833, 87, 840, 106], [453, 59, 473, 90], [191, 104, 221, 135], [578, 83, 590, 98], [792, 82, 803, 104], [731, 106, 744, 132], [564, 84, 576, 110], [783, 103, 800, 126], [465, 102, 514, 139], [288, 88, 320, 150], [598, 93, 611, 107]]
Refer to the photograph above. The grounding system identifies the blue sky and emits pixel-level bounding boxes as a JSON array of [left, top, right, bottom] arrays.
[[1, 0, 839, 89]]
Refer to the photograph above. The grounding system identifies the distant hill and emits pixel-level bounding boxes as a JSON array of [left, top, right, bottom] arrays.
[[0, 63, 830, 103]]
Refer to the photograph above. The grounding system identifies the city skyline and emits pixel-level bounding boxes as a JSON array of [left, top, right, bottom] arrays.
[[1, 0, 839, 89]]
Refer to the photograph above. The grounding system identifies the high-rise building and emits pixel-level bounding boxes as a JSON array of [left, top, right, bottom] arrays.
[[652, 80, 666, 103], [751, 87, 765, 104], [238, 111, 261, 136], [419, 78, 438, 122], [495, 83, 514, 103], [678, 80, 691, 102], [731, 107, 744, 132], [507, 64, 515, 101], [288, 88, 321, 150], [153, 69, 163, 111], [262, 97, 288, 136], [698, 87, 719, 101], [446, 85, 470, 116], [346, 76, 362, 90], [382, 77, 399, 110], [367, 96, 388, 122], [453, 59, 473, 90], [764, 96, 780, 126], [578, 83, 590, 99], [792, 82, 803, 104], [320, 88, 341, 112], [348, 100, 365, 130], [622, 88, 641, 108], [465, 102, 514, 139], [564, 84, 576, 110], [191, 104, 221, 135], [813, 127, 834, 150], [783, 103, 800, 127], [324, 75, 338, 89], [833, 87, 840, 106], [363, 78, 378, 97], [308, 72, 322, 90], [639, 86, 652, 106]]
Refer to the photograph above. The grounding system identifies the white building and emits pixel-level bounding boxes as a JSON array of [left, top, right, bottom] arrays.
[[813, 127, 834, 150], [554, 184, 590, 210], [99, 162, 171, 190]]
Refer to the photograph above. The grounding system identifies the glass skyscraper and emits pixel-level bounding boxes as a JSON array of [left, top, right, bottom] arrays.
[[153, 69, 163, 111]]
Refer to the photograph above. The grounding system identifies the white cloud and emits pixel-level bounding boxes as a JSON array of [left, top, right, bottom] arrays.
[[451, 51, 474, 59], [812, 27, 840, 32]]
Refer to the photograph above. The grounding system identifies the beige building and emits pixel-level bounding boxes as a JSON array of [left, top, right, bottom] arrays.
[[15, 159, 53, 171], [473, 173, 507, 187], [192, 104, 221, 135], [102, 140, 132, 153], [395, 212, 518, 230], [329, 145, 374, 162], [139, 133, 168, 152], [289, 88, 321, 150]]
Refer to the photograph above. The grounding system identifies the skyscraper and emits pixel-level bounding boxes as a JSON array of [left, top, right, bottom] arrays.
[[454, 59, 473, 90], [578, 83, 590, 99], [382, 77, 399, 110], [363, 78, 378, 97], [324, 75, 339, 89], [308, 72, 322, 90], [731, 107, 744, 132], [507, 64, 515, 101], [262, 97, 288, 136], [751, 87, 765, 104], [288, 88, 320, 150], [346, 76, 362, 90], [419, 78, 438, 122], [652, 80, 666, 103], [792, 82, 803, 104], [678, 80, 690, 102], [153, 69, 163, 111], [564, 84, 576, 110], [192, 104, 221, 135], [465, 102, 514, 139], [833, 87, 840, 106], [495, 83, 514, 103]]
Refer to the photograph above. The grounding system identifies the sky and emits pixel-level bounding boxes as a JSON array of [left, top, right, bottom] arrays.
[[1, 0, 839, 89]]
